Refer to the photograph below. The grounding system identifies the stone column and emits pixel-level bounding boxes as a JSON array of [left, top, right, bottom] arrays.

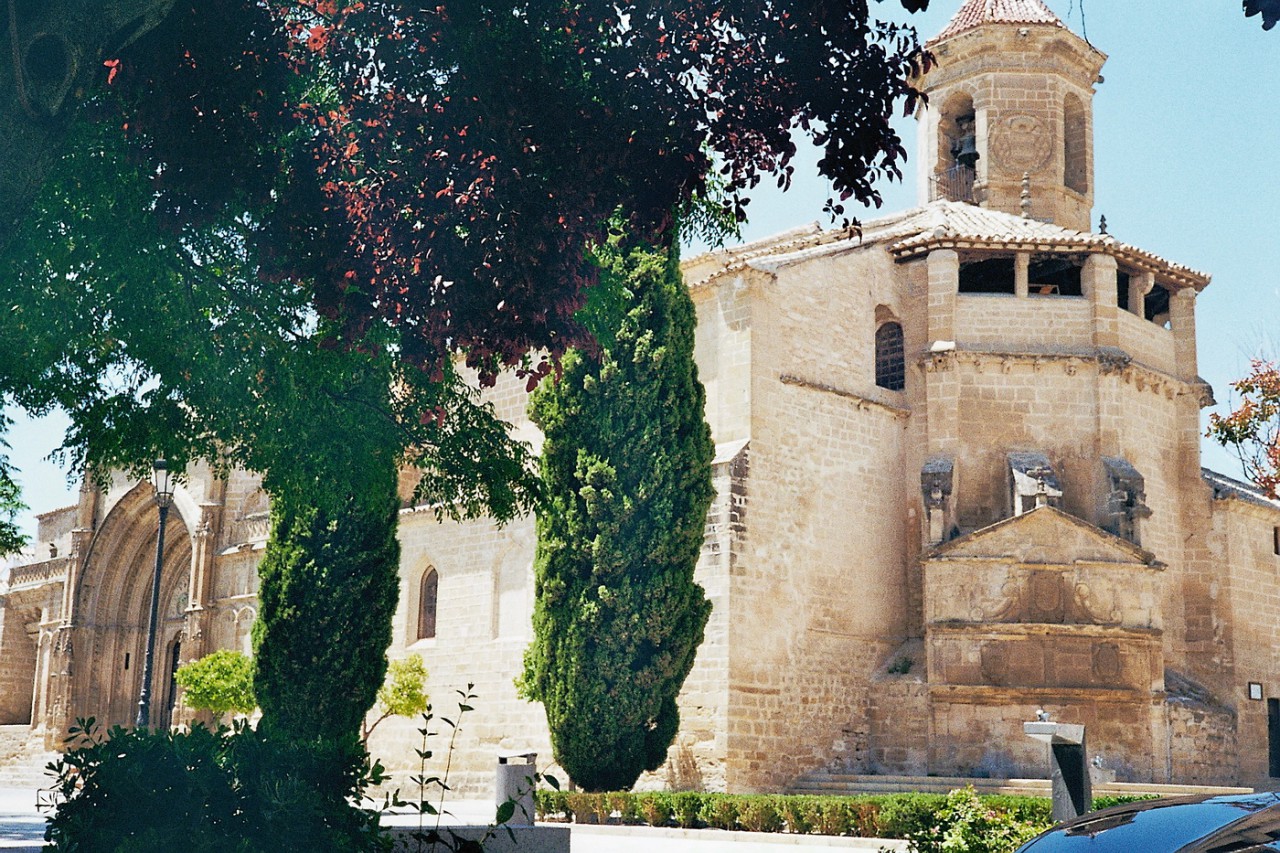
[[925, 250, 961, 459], [1169, 288, 1198, 383], [1085, 253, 1119, 349], [1129, 271, 1154, 318], [927, 249, 959, 344], [1014, 252, 1030, 298]]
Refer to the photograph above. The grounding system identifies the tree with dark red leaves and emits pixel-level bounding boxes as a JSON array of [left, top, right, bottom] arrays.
[[1246, 0, 1280, 30], [3, 0, 933, 795]]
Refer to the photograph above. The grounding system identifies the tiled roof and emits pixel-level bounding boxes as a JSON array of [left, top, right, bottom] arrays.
[[886, 202, 1210, 290], [683, 200, 1211, 292], [932, 0, 1065, 43], [1203, 468, 1280, 512]]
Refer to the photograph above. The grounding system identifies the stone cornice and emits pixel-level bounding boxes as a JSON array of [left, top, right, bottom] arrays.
[[917, 347, 1214, 407], [778, 374, 911, 420], [928, 621, 1163, 639]]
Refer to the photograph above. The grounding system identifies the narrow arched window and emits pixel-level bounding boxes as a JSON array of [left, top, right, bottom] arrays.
[[875, 322, 906, 391], [417, 567, 438, 641]]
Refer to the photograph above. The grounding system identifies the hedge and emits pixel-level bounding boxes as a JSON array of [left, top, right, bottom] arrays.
[[534, 787, 1156, 850]]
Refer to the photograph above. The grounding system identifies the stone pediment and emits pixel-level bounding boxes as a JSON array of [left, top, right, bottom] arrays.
[[928, 505, 1158, 568]]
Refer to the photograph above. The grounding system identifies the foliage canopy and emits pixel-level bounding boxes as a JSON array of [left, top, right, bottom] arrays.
[[1208, 359, 1280, 497], [364, 654, 430, 741], [175, 650, 257, 721]]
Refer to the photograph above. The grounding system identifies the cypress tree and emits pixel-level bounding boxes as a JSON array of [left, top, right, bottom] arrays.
[[521, 241, 714, 792], [252, 459, 401, 748]]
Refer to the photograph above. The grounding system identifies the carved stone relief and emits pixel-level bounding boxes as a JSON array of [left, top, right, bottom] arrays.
[[991, 115, 1055, 176]]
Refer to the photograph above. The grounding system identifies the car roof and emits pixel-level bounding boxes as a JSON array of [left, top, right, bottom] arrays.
[[1017, 792, 1280, 852]]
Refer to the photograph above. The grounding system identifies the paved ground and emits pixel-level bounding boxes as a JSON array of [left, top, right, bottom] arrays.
[[0, 787, 908, 851], [0, 789, 46, 851]]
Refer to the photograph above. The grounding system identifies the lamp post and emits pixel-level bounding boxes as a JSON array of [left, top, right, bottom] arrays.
[[136, 459, 174, 729]]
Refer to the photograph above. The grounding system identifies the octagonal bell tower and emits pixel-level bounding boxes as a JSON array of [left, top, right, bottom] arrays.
[[914, 0, 1106, 231]]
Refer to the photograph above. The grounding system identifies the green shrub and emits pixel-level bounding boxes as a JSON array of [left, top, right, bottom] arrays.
[[637, 792, 673, 827], [535, 789, 570, 822], [699, 794, 739, 830], [898, 787, 1047, 853], [607, 791, 639, 824], [42, 718, 387, 853], [779, 795, 816, 834], [983, 794, 1052, 825], [174, 650, 256, 722], [1093, 794, 1159, 811], [565, 791, 604, 824], [737, 795, 783, 833], [815, 798, 855, 836], [671, 790, 704, 828], [877, 792, 948, 838], [848, 798, 883, 837]]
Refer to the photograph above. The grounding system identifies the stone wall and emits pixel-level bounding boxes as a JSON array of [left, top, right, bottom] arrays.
[[0, 604, 36, 724], [1213, 495, 1280, 787], [721, 244, 912, 792], [954, 294, 1093, 351], [1166, 698, 1239, 786], [867, 673, 928, 774]]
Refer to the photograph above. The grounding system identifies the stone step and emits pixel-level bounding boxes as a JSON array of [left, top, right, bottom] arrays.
[[0, 753, 62, 792], [786, 772, 1254, 800], [0, 724, 34, 763]]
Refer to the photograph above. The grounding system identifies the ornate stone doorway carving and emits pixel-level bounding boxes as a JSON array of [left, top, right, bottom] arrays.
[[69, 483, 191, 730]]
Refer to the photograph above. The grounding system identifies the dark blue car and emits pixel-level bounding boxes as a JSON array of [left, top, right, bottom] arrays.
[[1014, 792, 1280, 852]]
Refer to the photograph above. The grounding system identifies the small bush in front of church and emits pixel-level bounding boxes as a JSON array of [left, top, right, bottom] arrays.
[[175, 649, 257, 723], [41, 717, 389, 852]]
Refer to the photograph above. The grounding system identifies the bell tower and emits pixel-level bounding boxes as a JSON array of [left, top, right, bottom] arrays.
[[914, 0, 1106, 231]]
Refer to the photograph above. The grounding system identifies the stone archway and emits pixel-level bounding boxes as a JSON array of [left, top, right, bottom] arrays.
[[69, 482, 192, 729]]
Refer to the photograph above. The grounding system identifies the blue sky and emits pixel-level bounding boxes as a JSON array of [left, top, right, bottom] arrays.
[[5, 0, 1279, 544]]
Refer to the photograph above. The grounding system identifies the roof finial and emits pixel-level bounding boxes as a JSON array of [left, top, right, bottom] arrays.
[[1098, 214, 1108, 234], [1020, 172, 1032, 219]]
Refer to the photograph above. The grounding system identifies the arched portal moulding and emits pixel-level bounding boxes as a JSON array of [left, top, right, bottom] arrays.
[[56, 480, 196, 734]]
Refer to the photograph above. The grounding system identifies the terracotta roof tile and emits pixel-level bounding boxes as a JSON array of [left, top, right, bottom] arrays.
[[932, 0, 1065, 42], [684, 200, 1211, 292]]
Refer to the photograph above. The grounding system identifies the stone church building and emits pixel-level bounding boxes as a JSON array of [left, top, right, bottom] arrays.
[[5, 0, 1280, 793]]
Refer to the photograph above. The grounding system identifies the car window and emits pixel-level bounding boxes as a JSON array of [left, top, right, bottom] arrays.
[[1018, 800, 1276, 852]]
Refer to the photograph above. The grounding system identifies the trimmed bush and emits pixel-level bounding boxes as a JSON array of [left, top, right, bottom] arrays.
[[607, 791, 639, 825], [534, 789, 569, 822], [779, 795, 815, 834], [815, 797, 855, 836], [699, 794, 739, 830], [877, 792, 948, 838], [530, 787, 1136, 850], [737, 796, 784, 833], [637, 792, 673, 827], [671, 791, 704, 828], [564, 791, 604, 824]]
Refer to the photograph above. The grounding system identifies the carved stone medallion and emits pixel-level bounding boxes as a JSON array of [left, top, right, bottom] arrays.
[[991, 114, 1054, 176], [1092, 643, 1123, 683], [1028, 570, 1065, 622]]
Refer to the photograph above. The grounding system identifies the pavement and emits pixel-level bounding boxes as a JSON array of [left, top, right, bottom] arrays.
[[0, 787, 908, 851]]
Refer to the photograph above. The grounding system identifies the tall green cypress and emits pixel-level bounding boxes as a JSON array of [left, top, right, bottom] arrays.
[[252, 459, 401, 748], [521, 241, 714, 792]]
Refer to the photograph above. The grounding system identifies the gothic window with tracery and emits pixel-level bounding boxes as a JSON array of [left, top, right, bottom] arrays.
[[417, 567, 438, 641], [875, 322, 906, 391]]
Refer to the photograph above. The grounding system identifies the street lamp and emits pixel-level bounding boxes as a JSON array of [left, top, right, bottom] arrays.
[[136, 459, 175, 729]]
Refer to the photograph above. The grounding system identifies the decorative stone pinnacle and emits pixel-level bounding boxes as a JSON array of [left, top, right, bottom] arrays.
[[1020, 172, 1032, 219], [1099, 214, 1108, 234]]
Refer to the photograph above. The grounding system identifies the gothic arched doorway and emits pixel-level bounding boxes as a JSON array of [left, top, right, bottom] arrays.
[[70, 482, 192, 729]]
